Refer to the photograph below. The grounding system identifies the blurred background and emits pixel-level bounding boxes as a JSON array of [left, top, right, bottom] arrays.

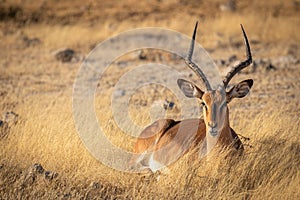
[[1, 0, 299, 51]]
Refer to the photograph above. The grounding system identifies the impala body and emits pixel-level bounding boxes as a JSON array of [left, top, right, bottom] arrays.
[[129, 22, 253, 172]]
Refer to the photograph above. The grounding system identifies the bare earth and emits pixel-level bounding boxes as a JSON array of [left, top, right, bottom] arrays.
[[0, 0, 300, 199]]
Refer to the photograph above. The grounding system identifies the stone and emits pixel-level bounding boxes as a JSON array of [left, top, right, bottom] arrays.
[[54, 48, 75, 62]]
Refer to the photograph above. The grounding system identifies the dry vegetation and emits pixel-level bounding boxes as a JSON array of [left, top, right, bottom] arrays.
[[0, 0, 300, 199]]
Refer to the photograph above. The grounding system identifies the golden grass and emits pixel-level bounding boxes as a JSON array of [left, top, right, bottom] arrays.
[[1, 93, 299, 199]]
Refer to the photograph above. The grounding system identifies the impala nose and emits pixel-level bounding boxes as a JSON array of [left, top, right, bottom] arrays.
[[208, 121, 217, 128]]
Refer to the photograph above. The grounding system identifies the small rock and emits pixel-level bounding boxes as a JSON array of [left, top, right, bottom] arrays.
[[220, 59, 226, 66], [266, 63, 277, 71], [228, 55, 237, 63], [45, 171, 58, 180], [54, 48, 75, 62], [32, 163, 44, 174], [21, 163, 59, 186], [138, 50, 147, 60], [163, 100, 175, 110], [63, 193, 71, 199], [3, 111, 18, 124], [214, 59, 224, 67], [0, 120, 3, 127], [22, 36, 41, 47]]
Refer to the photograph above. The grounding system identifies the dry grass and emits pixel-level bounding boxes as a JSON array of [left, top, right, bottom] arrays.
[[1, 0, 300, 199], [1, 101, 299, 199]]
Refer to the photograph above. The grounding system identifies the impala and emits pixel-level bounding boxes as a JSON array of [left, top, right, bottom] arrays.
[[129, 22, 253, 173]]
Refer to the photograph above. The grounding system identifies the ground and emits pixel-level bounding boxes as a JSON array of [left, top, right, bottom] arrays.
[[0, 0, 300, 199]]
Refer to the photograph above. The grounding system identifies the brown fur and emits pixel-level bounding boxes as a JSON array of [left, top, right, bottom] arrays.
[[132, 118, 243, 167]]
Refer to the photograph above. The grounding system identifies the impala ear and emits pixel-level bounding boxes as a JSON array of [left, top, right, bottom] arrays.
[[226, 79, 253, 103], [177, 79, 204, 99]]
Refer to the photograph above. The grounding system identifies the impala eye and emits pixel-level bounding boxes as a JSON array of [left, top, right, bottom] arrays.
[[201, 102, 207, 109]]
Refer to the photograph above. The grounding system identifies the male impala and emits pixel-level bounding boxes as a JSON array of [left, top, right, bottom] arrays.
[[129, 22, 253, 172]]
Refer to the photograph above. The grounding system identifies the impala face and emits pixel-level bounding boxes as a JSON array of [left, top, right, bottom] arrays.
[[201, 86, 227, 137], [177, 80, 227, 137], [177, 79, 253, 138]]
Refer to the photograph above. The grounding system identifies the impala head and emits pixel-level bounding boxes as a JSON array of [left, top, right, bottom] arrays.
[[178, 22, 253, 138]]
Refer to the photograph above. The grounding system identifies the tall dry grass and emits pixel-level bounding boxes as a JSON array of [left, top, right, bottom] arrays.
[[1, 87, 299, 199]]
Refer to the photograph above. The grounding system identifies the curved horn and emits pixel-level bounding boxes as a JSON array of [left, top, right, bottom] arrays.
[[223, 24, 252, 88], [185, 21, 212, 91]]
